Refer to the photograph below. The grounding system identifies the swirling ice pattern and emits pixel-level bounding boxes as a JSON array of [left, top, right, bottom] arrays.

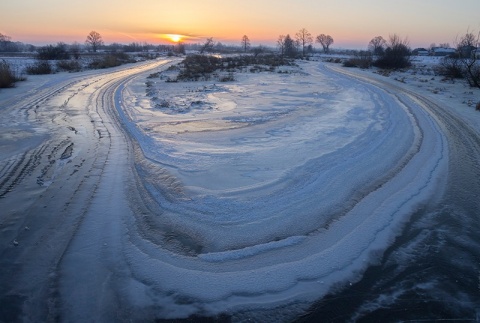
[[115, 62, 448, 320]]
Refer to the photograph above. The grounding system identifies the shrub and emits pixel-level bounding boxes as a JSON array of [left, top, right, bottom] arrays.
[[463, 61, 480, 89], [147, 72, 161, 79], [374, 51, 411, 69], [324, 57, 343, 64], [0, 60, 16, 88], [373, 35, 411, 69], [175, 54, 292, 81], [36, 43, 70, 60], [56, 60, 82, 72], [26, 60, 53, 74], [436, 57, 464, 79], [89, 55, 121, 69], [137, 52, 158, 60], [111, 51, 133, 62], [219, 73, 235, 82], [177, 55, 221, 80], [89, 53, 134, 69], [343, 59, 357, 68], [343, 51, 372, 69], [157, 99, 171, 108]]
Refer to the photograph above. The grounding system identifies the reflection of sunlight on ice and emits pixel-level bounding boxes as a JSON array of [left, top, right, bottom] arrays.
[[147, 119, 243, 134]]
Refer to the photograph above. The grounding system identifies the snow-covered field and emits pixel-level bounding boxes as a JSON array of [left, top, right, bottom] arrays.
[[369, 55, 480, 127], [0, 55, 479, 321]]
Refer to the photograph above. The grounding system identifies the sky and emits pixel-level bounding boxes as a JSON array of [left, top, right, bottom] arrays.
[[2, 0, 480, 49]]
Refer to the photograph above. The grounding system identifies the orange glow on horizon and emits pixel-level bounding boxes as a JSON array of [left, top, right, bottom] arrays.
[[3, 0, 480, 49], [168, 34, 182, 43], [156, 34, 186, 44]]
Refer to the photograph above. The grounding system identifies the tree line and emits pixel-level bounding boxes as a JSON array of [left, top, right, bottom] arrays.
[[0, 28, 365, 62], [0, 31, 181, 56], [2, 29, 479, 90], [239, 29, 334, 59]]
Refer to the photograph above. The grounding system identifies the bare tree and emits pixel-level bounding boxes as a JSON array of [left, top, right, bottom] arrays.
[[0, 33, 10, 41], [175, 42, 185, 55], [200, 37, 214, 54], [316, 34, 334, 53], [438, 55, 464, 79], [252, 45, 266, 57], [0, 33, 11, 44], [85, 31, 103, 52], [457, 32, 480, 88], [457, 32, 477, 58], [458, 32, 476, 48], [368, 36, 386, 56], [70, 42, 81, 59], [295, 28, 313, 58], [241, 35, 251, 53], [277, 35, 286, 56], [284, 34, 297, 58], [440, 31, 480, 88], [373, 34, 411, 69], [214, 41, 224, 52], [0, 33, 12, 52]]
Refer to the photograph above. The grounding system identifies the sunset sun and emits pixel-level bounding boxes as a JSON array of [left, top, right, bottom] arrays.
[[167, 34, 182, 43]]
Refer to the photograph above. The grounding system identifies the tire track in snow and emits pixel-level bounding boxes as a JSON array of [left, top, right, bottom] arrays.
[[0, 60, 172, 322], [50, 60, 175, 322]]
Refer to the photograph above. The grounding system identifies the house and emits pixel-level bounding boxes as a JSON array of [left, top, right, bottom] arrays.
[[431, 47, 456, 57], [412, 48, 429, 56]]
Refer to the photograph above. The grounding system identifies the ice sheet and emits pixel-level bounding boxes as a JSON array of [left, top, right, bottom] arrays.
[[111, 60, 448, 319]]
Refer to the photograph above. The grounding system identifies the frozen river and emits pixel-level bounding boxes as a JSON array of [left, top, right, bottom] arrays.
[[0, 58, 479, 321]]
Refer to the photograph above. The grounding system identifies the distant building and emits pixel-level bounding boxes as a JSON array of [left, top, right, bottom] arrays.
[[412, 48, 429, 56], [431, 47, 456, 57]]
